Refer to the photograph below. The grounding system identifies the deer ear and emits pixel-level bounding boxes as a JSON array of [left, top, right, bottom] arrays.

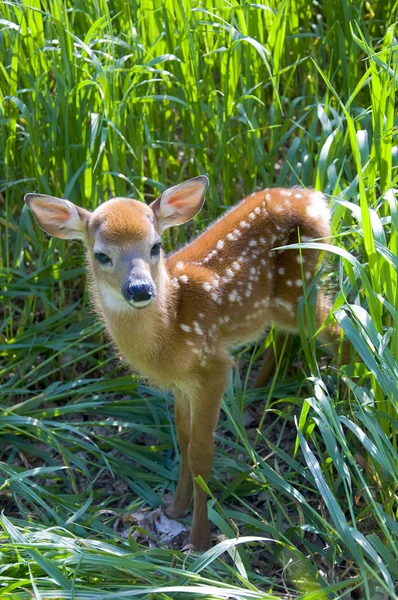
[[150, 176, 208, 232], [24, 194, 90, 240]]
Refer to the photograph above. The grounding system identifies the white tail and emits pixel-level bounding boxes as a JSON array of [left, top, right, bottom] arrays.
[[25, 178, 345, 550]]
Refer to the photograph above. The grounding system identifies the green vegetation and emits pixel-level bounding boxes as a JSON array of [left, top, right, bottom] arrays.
[[1, 0, 398, 597]]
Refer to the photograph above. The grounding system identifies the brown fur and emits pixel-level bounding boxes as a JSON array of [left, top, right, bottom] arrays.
[[25, 181, 346, 551]]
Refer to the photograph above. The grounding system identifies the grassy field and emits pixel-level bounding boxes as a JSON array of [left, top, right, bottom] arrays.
[[1, 0, 398, 598]]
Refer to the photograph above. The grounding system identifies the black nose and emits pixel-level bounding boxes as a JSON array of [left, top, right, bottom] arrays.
[[124, 281, 153, 303]]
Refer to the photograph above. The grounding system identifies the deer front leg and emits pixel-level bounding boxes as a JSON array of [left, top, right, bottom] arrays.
[[166, 390, 193, 519], [188, 367, 228, 551]]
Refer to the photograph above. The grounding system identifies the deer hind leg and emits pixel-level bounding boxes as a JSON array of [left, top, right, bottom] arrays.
[[187, 362, 229, 551], [268, 292, 349, 376], [271, 238, 349, 368], [166, 389, 193, 520], [316, 291, 350, 364], [252, 332, 290, 389]]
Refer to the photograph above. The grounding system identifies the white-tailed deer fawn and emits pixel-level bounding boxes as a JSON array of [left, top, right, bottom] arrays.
[[25, 177, 345, 550]]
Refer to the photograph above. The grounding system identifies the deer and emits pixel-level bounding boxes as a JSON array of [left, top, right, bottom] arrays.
[[25, 176, 345, 551]]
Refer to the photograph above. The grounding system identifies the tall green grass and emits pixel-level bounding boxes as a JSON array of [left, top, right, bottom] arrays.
[[1, 0, 397, 598]]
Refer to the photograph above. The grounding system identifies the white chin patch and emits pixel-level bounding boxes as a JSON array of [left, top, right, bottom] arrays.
[[129, 299, 153, 309]]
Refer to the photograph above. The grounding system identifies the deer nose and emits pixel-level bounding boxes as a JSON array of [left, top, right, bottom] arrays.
[[123, 280, 154, 304]]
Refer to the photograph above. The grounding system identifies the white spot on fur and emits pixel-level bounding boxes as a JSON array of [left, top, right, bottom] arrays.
[[305, 272, 311, 279], [249, 212, 256, 220], [274, 298, 293, 312], [254, 207, 261, 214], [226, 268, 234, 278], [286, 279, 293, 287], [217, 240, 224, 250], [265, 193, 271, 201], [180, 324, 191, 332], [176, 261, 184, 270], [193, 321, 203, 335], [278, 267, 285, 275], [295, 193, 303, 199], [280, 190, 292, 197], [306, 192, 330, 223], [203, 282, 212, 292], [295, 279, 303, 287], [179, 274, 188, 283], [232, 261, 240, 270], [240, 220, 249, 228], [227, 233, 236, 241], [296, 255, 305, 264], [249, 240, 257, 247], [228, 290, 238, 302]]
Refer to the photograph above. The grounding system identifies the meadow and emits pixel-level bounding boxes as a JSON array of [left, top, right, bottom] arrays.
[[0, 0, 398, 598]]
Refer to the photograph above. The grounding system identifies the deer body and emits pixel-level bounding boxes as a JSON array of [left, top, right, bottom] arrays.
[[26, 178, 342, 551]]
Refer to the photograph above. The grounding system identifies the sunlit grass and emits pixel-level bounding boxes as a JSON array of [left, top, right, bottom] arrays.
[[0, 0, 397, 598]]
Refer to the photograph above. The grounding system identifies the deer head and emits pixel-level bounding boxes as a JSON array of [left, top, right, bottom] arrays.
[[25, 176, 208, 310]]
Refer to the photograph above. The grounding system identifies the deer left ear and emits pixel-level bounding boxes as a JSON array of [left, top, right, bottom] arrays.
[[24, 194, 90, 240], [150, 176, 208, 232]]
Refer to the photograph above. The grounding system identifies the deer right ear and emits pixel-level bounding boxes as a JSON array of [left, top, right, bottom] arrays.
[[150, 176, 208, 232], [24, 194, 90, 240]]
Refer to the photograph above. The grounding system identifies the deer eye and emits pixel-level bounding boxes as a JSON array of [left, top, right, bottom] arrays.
[[94, 252, 112, 265], [150, 242, 162, 260]]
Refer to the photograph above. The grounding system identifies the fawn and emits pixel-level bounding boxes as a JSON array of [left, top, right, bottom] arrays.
[[25, 176, 344, 550]]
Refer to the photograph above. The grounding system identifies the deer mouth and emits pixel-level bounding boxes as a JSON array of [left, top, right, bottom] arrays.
[[128, 298, 154, 309]]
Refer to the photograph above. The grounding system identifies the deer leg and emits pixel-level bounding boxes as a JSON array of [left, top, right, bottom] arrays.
[[166, 390, 193, 519], [188, 366, 228, 551], [252, 332, 289, 389], [316, 292, 350, 364]]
